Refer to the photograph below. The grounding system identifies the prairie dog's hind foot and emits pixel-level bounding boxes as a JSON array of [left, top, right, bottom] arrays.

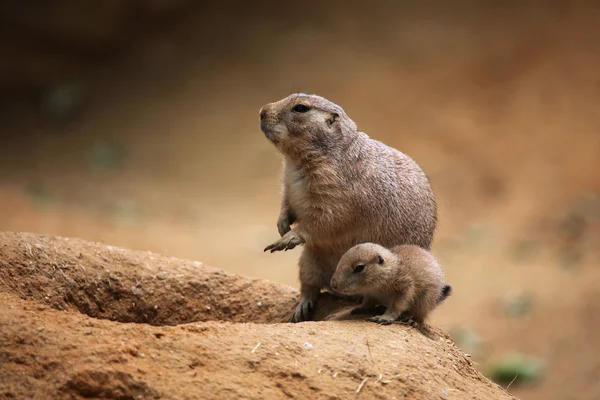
[[291, 297, 316, 322], [264, 230, 305, 253]]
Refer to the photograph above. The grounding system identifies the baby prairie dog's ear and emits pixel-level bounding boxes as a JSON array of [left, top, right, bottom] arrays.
[[377, 255, 384, 265], [327, 112, 340, 126]]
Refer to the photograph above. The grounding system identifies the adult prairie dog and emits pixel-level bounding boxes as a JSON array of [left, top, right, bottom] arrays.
[[260, 93, 437, 322], [330, 243, 451, 326]]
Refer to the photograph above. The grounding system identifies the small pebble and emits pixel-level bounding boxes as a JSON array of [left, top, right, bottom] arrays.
[[131, 286, 143, 296], [304, 342, 313, 350]]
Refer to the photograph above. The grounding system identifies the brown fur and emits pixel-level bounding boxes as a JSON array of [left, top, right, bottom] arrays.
[[260, 93, 437, 322], [331, 243, 450, 326]]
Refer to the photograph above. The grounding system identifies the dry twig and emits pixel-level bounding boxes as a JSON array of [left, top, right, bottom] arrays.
[[374, 374, 383, 384], [364, 338, 374, 364], [251, 342, 261, 353], [356, 378, 369, 394], [505, 372, 519, 391]]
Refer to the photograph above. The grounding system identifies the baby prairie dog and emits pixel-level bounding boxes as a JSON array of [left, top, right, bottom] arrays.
[[330, 243, 451, 326], [259, 93, 437, 322]]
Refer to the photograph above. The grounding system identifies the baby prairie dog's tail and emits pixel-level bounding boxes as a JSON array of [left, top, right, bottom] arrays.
[[437, 285, 452, 304]]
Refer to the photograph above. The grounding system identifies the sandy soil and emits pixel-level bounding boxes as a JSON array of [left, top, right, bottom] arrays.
[[0, 232, 514, 400], [1, 2, 600, 399]]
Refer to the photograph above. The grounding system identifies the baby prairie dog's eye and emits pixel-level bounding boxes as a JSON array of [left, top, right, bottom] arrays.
[[353, 264, 365, 274], [292, 104, 310, 113]]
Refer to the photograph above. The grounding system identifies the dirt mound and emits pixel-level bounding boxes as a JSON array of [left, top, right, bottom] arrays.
[[0, 232, 514, 399]]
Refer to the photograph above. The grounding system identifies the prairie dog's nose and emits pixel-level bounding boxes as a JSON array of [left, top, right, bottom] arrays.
[[260, 103, 276, 120]]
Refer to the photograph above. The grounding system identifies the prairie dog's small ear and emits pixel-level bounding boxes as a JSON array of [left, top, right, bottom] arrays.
[[327, 112, 340, 126], [377, 255, 384, 265]]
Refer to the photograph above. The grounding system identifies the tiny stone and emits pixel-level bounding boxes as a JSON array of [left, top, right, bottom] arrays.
[[304, 342, 313, 350], [131, 286, 143, 296], [37, 326, 45, 332], [257, 301, 262, 307]]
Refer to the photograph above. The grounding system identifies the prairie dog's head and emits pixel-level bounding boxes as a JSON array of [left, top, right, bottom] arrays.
[[330, 243, 396, 295], [259, 93, 357, 159]]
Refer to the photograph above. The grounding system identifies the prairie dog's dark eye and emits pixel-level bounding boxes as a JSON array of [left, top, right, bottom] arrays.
[[353, 264, 365, 274], [292, 104, 310, 113]]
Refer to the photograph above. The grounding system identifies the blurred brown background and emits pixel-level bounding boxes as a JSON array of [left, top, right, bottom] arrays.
[[1, 1, 599, 399]]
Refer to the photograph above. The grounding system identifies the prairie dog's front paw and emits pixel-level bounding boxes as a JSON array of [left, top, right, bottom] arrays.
[[277, 215, 292, 237], [264, 230, 305, 253]]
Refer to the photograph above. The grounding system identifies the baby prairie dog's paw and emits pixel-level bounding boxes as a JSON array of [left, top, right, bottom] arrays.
[[264, 230, 305, 253], [366, 315, 395, 325], [397, 315, 421, 328]]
